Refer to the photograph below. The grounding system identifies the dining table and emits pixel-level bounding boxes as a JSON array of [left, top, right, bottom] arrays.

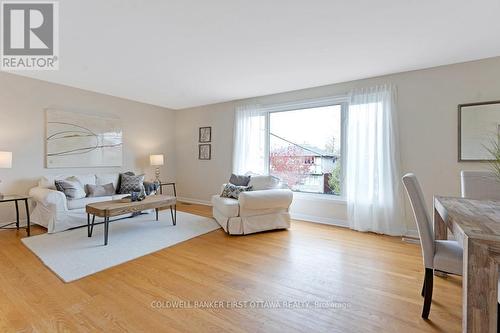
[[434, 195, 500, 333]]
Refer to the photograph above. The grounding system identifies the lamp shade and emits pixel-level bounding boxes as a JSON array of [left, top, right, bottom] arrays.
[[150, 154, 164, 166], [0, 151, 12, 168]]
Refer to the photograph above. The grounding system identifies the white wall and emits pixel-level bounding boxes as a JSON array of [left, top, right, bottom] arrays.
[[0, 72, 176, 224], [174, 57, 500, 234]]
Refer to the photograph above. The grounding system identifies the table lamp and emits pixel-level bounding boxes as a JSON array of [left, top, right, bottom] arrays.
[[150, 154, 164, 184], [0, 151, 12, 199]]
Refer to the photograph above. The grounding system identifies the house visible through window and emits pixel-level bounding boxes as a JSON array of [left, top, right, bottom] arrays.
[[269, 104, 345, 195]]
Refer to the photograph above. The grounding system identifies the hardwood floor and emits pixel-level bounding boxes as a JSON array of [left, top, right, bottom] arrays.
[[0, 202, 461, 332]]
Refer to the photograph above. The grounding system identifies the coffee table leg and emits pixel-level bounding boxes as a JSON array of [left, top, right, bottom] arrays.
[[104, 216, 109, 246], [170, 205, 176, 225], [89, 215, 95, 237], [24, 199, 30, 236], [87, 214, 90, 237], [155, 208, 159, 221]]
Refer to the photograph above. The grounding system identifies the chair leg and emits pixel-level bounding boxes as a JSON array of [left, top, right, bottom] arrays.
[[422, 268, 433, 319], [421, 279, 426, 297], [497, 303, 500, 333]]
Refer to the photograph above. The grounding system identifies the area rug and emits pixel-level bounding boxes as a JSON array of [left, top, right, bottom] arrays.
[[22, 211, 220, 283]]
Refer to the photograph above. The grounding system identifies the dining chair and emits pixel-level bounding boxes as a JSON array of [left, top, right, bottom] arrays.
[[460, 170, 500, 201], [402, 173, 463, 319]]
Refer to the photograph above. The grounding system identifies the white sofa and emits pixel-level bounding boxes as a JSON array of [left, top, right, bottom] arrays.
[[29, 173, 134, 233], [211, 176, 293, 235]]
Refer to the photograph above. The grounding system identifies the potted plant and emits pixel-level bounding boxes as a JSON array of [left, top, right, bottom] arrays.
[[485, 139, 500, 182]]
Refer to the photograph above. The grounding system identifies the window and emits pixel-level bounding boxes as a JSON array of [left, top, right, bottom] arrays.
[[268, 103, 346, 196]]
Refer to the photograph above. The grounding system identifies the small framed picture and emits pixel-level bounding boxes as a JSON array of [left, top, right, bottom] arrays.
[[199, 126, 212, 143], [199, 144, 211, 160]]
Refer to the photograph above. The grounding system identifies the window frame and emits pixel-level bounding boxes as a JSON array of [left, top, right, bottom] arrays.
[[260, 96, 348, 198]]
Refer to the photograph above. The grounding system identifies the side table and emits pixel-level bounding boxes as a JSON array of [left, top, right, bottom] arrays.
[[0, 195, 31, 236]]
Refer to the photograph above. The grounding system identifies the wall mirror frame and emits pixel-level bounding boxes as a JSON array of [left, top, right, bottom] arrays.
[[458, 100, 500, 162]]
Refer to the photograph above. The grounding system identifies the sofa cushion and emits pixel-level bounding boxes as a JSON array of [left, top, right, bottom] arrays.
[[40, 174, 97, 189], [67, 196, 115, 210], [229, 174, 251, 186], [211, 195, 240, 218], [86, 183, 116, 197], [74, 174, 97, 187], [38, 175, 59, 189], [248, 175, 282, 190], [55, 177, 87, 200], [96, 173, 120, 191]]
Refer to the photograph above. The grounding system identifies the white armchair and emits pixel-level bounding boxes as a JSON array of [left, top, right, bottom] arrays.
[[212, 176, 293, 235]]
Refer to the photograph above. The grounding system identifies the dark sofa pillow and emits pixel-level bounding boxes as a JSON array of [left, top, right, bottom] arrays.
[[229, 174, 251, 186], [117, 171, 135, 193], [119, 173, 145, 194], [143, 181, 159, 195]]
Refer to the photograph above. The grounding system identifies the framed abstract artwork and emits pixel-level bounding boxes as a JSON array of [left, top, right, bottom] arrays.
[[199, 144, 211, 160], [199, 126, 211, 143], [458, 100, 500, 161], [46, 109, 123, 168]]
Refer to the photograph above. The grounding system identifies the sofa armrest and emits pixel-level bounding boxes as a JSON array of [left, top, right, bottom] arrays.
[[238, 189, 293, 210], [29, 187, 68, 211]]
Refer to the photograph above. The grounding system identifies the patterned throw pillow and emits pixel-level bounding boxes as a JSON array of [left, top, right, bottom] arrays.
[[54, 177, 86, 200], [119, 174, 145, 194], [220, 183, 253, 199]]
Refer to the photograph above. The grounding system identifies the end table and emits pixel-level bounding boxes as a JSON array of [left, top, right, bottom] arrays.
[[0, 195, 31, 236]]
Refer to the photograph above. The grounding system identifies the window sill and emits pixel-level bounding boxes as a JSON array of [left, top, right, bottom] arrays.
[[292, 191, 347, 204]]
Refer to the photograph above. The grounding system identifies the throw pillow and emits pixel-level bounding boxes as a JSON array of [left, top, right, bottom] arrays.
[[54, 177, 86, 200], [86, 183, 116, 197], [220, 183, 253, 199], [143, 181, 159, 195], [119, 173, 145, 194], [117, 171, 135, 193], [229, 173, 251, 186]]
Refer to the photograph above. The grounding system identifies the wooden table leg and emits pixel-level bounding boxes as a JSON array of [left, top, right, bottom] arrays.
[[463, 238, 498, 332], [433, 203, 449, 277], [433, 204, 447, 241]]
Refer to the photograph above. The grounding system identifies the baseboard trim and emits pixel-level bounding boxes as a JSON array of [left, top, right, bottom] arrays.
[[404, 229, 419, 238], [177, 197, 212, 206], [290, 213, 349, 228]]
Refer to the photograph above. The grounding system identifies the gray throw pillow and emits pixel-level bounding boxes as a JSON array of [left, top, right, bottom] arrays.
[[119, 174, 145, 194], [229, 173, 251, 186], [117, 171, 135, 194], [220, 183, 253, 199], [55, 177, 86, 200], [86, 183, 116, 197]]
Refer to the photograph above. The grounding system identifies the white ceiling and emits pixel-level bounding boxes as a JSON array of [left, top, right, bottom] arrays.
[[13, 0, 500, 109]]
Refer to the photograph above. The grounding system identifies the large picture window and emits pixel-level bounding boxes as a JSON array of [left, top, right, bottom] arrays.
[[269, 103, 346, 196]]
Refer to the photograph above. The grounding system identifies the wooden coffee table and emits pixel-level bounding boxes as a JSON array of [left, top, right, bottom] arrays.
[[86, 195, 176, 245]]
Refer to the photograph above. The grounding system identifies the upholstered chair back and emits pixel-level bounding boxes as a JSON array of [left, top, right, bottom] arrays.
[[402, 173, 434, 270], [460, 170, 500, 201]]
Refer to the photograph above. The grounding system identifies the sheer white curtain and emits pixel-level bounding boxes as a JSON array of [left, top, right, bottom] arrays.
[[345, 85, 405, 236], [233, 104, 268, 175]]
